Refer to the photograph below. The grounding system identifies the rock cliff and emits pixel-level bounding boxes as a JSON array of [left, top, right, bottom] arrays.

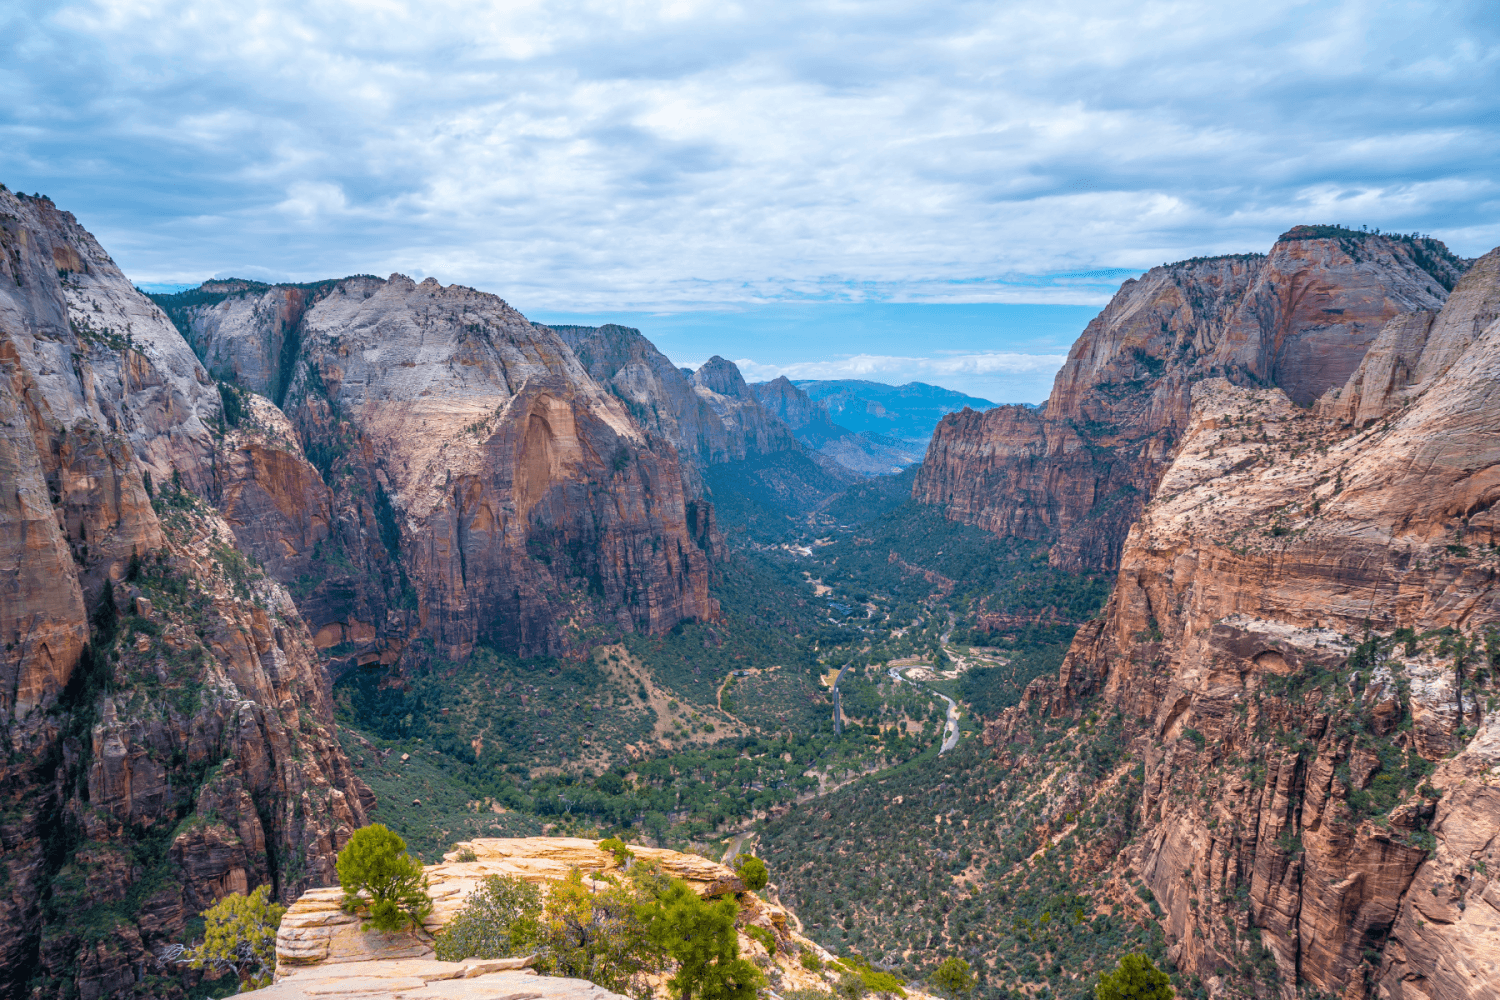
[[916, 228, 1470, 572], [983, 245, 1500, 999], [0, 189, 370, 999], [550, 325, 789, 474], [158, 284, 720, 665]]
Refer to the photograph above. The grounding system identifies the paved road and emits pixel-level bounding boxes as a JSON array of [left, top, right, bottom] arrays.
[[721, 830, 755, 865], [889, 666, 960, 754], [832, 662, 852, 733]]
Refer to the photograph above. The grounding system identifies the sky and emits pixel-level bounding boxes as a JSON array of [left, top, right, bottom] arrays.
[[3, 1, 1497, 402]]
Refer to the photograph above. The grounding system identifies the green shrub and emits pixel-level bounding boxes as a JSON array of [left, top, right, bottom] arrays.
[[801, 950, 825, 971], [931, 957, 975, 996], [601, 836, 636, 867], [640, 879, 763, 1000], [184, 885, 286, 989], [337, 824, 433, 932], [734, 854, 769, 891], [435, 874, 544, 961], [745, 924, 777, 954], [1096, 953, 1173, 1000], [543, 865, 666, 998]]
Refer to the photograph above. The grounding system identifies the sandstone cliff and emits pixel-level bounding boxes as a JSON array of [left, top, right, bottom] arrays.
[[0, 189, 370, 999], [916, 228, 1470, 572], [159, 283, 720, 666], [550, 324, 786, 474], [984, 245, 1500, 1000]]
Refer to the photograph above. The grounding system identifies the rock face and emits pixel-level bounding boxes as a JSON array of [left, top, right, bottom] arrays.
[[550, 325, 788, 474], [274, 837, 889, 1000], [916, 228, 1470, 571], [752, 377, 920, 475], [984, 246, 1500, 1000], [0, 190, 370, 999], [160, 285, 720, 664]]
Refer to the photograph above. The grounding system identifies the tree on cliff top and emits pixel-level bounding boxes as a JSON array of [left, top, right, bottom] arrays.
[[733, 854, 769, 891], [639, 880, 763, 1000], [434, 873, 544, 961], [184, 884, 286, 989], [337, 824, 433, 932], [1096, 953, 1173, 1000]]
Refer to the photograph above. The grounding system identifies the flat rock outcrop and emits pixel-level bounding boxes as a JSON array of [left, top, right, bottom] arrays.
[[916, 228, 1470, 571], [275, 838, 851, 1000], [984, 245, 1500, 999]]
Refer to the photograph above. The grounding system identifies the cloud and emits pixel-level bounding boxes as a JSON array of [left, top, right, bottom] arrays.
[[1, 0, 1497, 312], [731, 352, 1069, 383]]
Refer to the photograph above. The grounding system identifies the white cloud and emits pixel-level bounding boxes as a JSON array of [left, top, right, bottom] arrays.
[[731, 352, 1069, 383], [1, 0, 1496, 309]]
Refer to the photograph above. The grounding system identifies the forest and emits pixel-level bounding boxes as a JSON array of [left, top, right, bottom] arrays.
[[327, 455, 1122, 999]]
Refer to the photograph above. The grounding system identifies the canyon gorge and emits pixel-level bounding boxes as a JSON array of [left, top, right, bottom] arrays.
[[5, 182, 1500, 1000]]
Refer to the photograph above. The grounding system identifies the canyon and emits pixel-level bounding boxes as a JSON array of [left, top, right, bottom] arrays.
[[8, 176, 1500, 1000], [0, 191, 832, 999]]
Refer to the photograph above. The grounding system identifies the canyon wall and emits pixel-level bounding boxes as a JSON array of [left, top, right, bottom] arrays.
[[916, 229, 1470, 572], [0, 190, 371, 999], [551, 323, 794, 473], [162, 284, 720, 668], [986, 246, 1500, 1000]]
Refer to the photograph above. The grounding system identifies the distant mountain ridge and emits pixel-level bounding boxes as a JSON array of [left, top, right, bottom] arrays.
[[791, 379, 999, 443], [752, 376, 921, 475]]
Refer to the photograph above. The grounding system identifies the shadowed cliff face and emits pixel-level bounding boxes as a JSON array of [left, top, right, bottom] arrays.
[[916, 230, 1469, 572], [166, 279, 719, 666], [550, 323, 797, 474], [0, 190, 370, 999], [984, 248, 1500, 1000]]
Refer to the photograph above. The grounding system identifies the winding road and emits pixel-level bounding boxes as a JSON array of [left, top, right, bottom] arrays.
[[888, 666, 960, 754]]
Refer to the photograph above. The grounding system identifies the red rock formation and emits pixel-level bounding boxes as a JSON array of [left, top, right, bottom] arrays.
[[0, 190, 370, 999], [165, 276, 720, 665], [985, 246, 1500, 999], [917, 229, 1469, 571]]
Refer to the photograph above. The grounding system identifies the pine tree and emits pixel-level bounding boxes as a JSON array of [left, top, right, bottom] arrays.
[[336, 824, 433, 932], [185, 885, 286, 989], [639, 881, 763, 1000], [1096, 953, 1173, 1000]]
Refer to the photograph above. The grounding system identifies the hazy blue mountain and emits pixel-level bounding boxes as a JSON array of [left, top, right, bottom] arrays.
[[791, 379, 1000, 443]]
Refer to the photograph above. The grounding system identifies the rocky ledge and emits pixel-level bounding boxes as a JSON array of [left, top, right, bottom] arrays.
[[274, 838, 842, 1000]]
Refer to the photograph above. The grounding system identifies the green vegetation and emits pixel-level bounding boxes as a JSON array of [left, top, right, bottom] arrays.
[[336, 825, 434, 932], [435, 874, 545, 961], [733, 854, 769, 891], [641, 880, 763, 1000], [931, 957, 975, 996], [1096, 953, 1173, 1000], [543, 865, 669, 999], [183, 886, 287, 990]]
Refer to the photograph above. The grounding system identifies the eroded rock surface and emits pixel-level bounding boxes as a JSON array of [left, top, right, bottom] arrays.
[[0, 190, 370, 1000], [916, 228, 1469, 571], [984, 246, 1500, 999], [159, 283, 720, 665]]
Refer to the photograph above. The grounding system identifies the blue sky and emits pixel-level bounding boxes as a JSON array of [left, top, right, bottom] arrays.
[[4, 0, 1497, 402]]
